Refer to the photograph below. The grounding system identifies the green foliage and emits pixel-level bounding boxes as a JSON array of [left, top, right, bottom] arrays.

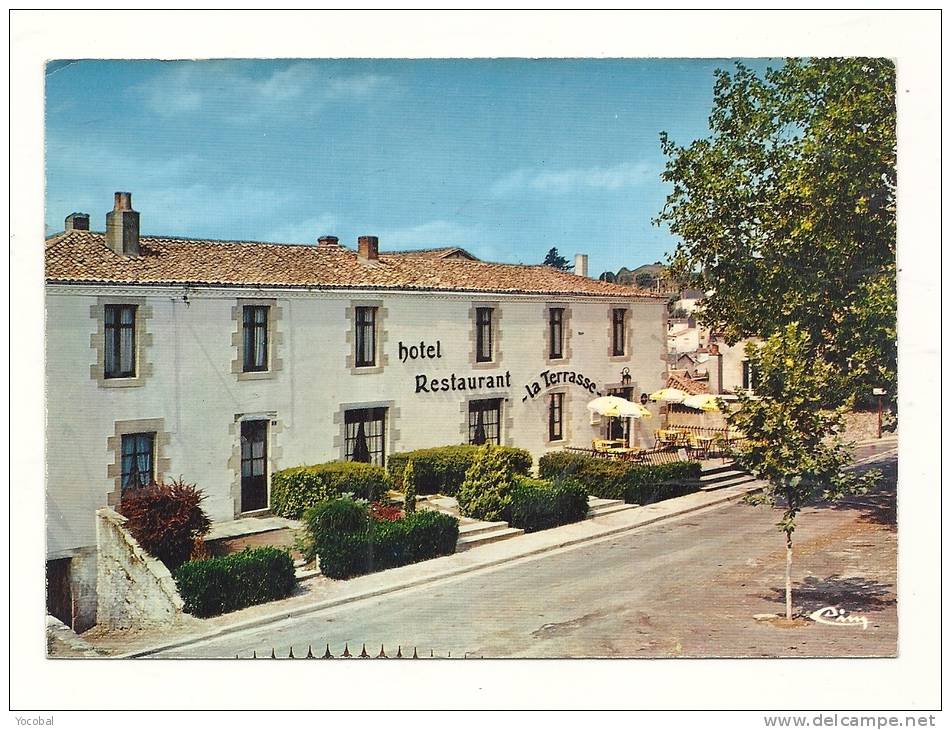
[[542, 247, 572, 271], [271, 461, 390, 519], [402, 460, 417, 514], [300, 495, 458, 579], [455, 445, 526, 522], [509, 476, 589, 532], [388, 445, 532, 496], [729, 323, 880, 536], [538, 451, 701, 504], [656, 58, 897, 408], [119, 478, 211, 571], [173, 547, 296, 618]]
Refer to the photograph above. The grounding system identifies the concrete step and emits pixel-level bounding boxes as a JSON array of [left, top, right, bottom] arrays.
[[700, 469, 747, 482], [587, 502, 636, 518], [456, 526, 524, 552], [587, 497, 625, 509], [700, 474, 758, 491], [458, 520, 510, 537]]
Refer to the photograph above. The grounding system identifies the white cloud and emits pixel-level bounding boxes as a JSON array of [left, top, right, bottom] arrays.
[[136, 62, 397, 122], [490, 161, 657, 197]]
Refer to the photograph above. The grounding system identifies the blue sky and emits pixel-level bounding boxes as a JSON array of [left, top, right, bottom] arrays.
[[45, 58, 773, 276]]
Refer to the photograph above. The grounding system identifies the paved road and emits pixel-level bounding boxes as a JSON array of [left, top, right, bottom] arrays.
[[157, 441, 897, 659]]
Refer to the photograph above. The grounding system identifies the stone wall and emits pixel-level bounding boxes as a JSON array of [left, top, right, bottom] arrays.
[[841, 410, 896, 443], [95, 508, 184, 629]]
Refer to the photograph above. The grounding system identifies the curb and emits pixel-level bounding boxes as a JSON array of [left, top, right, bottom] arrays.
[[119, 482, 762, 658]]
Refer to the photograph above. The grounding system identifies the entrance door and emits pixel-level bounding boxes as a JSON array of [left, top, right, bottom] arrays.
[[240, 420, 268, 512], [607, 387, 634, 441], [46, 558, 72, 627]]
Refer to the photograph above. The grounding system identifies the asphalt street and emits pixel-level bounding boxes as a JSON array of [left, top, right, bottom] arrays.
[[156, 441, 897, 659]]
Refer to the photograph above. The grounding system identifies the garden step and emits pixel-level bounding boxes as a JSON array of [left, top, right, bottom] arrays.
[[458, 520, 511, 537], [699, 474, 758, 491], [456, 526, 524, 552], [587, 497, 625, 509], [699, 469, 747, 482], [587, 502, 636, 518]]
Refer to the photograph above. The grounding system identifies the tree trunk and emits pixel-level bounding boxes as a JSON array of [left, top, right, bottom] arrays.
[[785, 530, 794, 620]]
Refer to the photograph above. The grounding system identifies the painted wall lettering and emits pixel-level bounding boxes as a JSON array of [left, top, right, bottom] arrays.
[[521, 369, 599, 401], [415, 370, 511, 394], [399, 340, 443, 363]]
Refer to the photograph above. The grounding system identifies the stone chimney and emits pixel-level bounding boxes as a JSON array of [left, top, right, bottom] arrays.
[[105, 192, 140, 256], [357, 235, 379, 262], [65, 212, 90, 231], [574, 253, 589, 278], [317, 235, 340, 247]]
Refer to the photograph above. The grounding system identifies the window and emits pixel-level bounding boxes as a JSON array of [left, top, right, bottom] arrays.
[[476, 307, 493, 363], [742, 360, 754, 391], [548, 392, 564, 441], [354, 306, 377, 368], [469, 398, 502, 445], [549, 308, 564, 359], [120, 432, 154, 492], [612, 308, 627, 356], [242, 305, 269, 372], [104, 304, 137, 378], [345, 407, 387, 467]]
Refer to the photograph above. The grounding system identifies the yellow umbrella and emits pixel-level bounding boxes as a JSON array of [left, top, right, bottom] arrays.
[[682, 393, 721, 412], [648, 387, 688, 403], [586, 396, 643, 418], [634, 403, 652, 418]]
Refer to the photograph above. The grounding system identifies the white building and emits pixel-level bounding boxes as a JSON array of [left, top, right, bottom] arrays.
[[45, 193, 668, 630]]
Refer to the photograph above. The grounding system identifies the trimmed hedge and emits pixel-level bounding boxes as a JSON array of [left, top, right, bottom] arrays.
[[308, 498, 460, 580], [388, 445, 532, 496], [271, 461, 391, 519], [173, 547, 296, 618], [509, 477, 589, 533], [538, 452, 702, 505]]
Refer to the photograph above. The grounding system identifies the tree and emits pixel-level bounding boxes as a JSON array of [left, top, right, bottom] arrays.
[[542, 247, 572, 271], [656, 58, 896, 409], [635, 272, 656, 289], [729, 324, 879, 619]]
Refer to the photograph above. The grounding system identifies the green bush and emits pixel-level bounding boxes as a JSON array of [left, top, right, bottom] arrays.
[[271, 461, 390, 519], [402, 460, 418, 513], [538, 452, 701, 504], [173, 547, 296, 618], [456, 445, 525, 522], [306, 497, 460, 580], [388, 445, 532, 496], [509, 477, 590, 532]]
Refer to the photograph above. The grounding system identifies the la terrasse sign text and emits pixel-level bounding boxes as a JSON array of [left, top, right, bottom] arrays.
[[401, 340, 599, 399]]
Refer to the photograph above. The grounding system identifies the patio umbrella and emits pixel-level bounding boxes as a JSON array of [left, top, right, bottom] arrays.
[[682, 393, 721, 412], [648, 387, 688, 403], [586, 395, 644, 418]]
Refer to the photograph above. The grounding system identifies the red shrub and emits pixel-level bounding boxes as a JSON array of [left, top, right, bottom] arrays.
[[119, 478, 211, 570], [369, 501, 403, 522]]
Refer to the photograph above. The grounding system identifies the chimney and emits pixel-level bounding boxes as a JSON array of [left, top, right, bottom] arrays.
[[574, 253, 589, 278], [317, 235, 340, 247], [105, 192, 140, 256], [65, 212, 90, 231], [357, 235, 379, 262]]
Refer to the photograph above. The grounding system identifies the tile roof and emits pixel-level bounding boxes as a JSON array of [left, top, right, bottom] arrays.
[[45, 230, 662, 299], [667, 372, 709, 395], [390, 246, 480, 261]]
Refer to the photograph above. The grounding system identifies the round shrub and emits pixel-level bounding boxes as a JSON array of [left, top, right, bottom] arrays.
[[389, 445, 532, 496], [119, 478, 211, 571]]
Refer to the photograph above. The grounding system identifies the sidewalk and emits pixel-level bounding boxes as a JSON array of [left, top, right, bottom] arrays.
[[110, 479, 763, 658]]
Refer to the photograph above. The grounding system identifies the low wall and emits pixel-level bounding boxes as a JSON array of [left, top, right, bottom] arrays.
[[96, 508, 184, 629]]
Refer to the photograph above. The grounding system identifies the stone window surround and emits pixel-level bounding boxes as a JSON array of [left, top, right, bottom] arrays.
[[332, 400, 401, 464], [231, 298, 284, 381], [227, 412, 283, 517], [345, 300, 390, 375], [105, 418, 172, 508], [543, 303, 573, 365], [607, 304, 635, 362], [544, 387, 571, 446], [469, 301, 503, 370], [90, 296, 154, 388], [458, 392, 515, 446]]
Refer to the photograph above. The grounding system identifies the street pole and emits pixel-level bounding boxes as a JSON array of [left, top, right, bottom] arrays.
[[877, 394, 883, 439]]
